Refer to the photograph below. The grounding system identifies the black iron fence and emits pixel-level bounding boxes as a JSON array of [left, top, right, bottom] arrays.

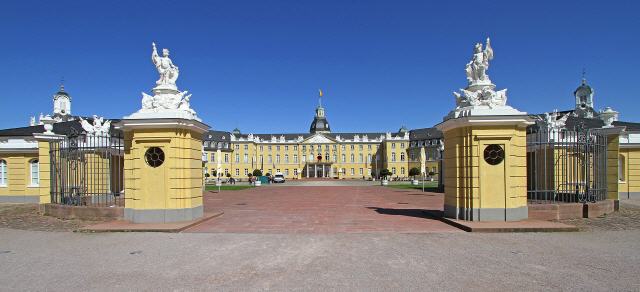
[[50, 131, 124, 207], [526, 126, 607, 204]]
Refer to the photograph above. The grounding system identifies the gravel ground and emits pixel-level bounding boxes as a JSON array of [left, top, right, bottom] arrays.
[[559, 201, 640, 231], [0, 204, 106, 232], [0, 228, 638, 291]]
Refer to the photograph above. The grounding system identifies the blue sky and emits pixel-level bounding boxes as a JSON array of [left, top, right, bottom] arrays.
[[1, 0, 638, 132]]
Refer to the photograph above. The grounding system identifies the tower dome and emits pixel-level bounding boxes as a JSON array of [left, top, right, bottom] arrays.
[[309, 90, 331, 134], [573, 78, 595, 118]]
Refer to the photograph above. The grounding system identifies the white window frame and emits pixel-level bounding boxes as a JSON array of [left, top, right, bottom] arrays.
[[30, 159, 39, 186], [0, 160, 7, 187]]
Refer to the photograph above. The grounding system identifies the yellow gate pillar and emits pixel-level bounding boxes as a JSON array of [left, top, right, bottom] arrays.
[[437, 116, 533, 221], [33, 132, 65, 205], [116, 42, 210, 223], [436, 37, 534, 221], [117, 118, 209, 223]]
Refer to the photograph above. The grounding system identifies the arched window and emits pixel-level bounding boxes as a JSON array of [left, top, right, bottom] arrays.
[[30, 159, 39, 186], [0, 160, 6, 186]]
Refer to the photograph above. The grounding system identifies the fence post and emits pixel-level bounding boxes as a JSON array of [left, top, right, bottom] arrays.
[[600, 127, 625, 203]]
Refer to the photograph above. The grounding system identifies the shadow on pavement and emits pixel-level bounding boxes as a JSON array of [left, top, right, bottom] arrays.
[[367, 207, 443, 219]]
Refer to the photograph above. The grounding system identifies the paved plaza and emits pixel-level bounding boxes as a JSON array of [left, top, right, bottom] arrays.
[[191, 182, 456, 233]]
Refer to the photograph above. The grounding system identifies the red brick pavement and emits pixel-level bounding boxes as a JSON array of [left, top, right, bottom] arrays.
[[186, 186, 460, 233]]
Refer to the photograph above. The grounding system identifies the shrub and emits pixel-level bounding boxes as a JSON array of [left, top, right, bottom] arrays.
[[252, 169, 263, 176], [379, 168, 391, 179], [408, 167, 420, 178]]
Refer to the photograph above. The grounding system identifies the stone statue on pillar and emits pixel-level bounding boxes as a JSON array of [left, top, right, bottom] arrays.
[[447, 38, 524, 120], [151, 42, 179, 88], [465, 38, 493, 86], [126, 42, 200, 121]]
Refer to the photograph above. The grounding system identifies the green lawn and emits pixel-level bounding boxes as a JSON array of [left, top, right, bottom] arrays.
[[205, 185, 254, 191]]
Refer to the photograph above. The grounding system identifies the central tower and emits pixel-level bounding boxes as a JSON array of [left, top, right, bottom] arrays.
[[309, 89, 331, 134]]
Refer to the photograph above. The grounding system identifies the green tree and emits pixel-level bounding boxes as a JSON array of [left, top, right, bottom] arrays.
[[408, 167, 420, 179], [379, 168, 391, 180], [252, 169, 263, 176]]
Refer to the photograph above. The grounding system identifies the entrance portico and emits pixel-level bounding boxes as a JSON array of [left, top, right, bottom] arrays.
[[303, 162, 333, 178]]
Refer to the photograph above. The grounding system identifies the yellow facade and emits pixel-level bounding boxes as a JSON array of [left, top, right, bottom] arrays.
[[0, 152, 40, 203], [204, 138, 424, 180], [121, 121, 207, 223], [619, 147, 640, 199]]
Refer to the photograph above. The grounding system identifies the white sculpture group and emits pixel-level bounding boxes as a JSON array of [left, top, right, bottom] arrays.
[[129, 42, 199, 121], [80, 115, 111, 136], [542, 110, 568, 131], [447, 38, 523, 119]]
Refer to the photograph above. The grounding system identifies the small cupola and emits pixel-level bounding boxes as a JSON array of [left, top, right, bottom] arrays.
[[53, 83, 72, 119], [309, 89, 331, 134]]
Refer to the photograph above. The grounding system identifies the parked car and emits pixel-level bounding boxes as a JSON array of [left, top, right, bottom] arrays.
[[272, 173, 286, 183]]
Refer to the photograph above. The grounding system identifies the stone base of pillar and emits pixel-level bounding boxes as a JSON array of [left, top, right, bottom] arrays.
[[444, 205, 528, 222], [125, 205, 203, 223]]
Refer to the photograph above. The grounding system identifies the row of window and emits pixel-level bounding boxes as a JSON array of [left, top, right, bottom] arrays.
[[209, 143, 384, 152], [410, 140, 441, 147], [209, 153, 380, 164], [204, 141, 230, 149], [0, 159, 39, 187], [208, 166, 438, 178]]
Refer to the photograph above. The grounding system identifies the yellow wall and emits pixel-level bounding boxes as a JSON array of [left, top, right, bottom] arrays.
[[619, 147, 640, 198], [0, 152, 40, 202], [124, 128, 203, 211], [606, 134, 620, 200], [443, 125, 528, 221]]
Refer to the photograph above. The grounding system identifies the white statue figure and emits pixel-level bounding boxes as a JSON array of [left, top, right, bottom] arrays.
[[79, 115, 111, 136], [177, 92, 197, 116], [30, 116, 36, 126], [541, 110, 568, 131], [151, 42, 179, 87], [465, 38, 493, 85]]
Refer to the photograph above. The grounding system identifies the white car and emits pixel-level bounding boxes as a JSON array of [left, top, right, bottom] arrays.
[[272, 173, 285, 183]]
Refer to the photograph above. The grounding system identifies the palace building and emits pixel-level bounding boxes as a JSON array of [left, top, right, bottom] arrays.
[[202, 97, 443, 180]]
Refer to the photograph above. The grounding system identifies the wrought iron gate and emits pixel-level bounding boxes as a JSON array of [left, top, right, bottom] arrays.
[[526, 126, 607, 203], [50, 129, 124, 206]]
